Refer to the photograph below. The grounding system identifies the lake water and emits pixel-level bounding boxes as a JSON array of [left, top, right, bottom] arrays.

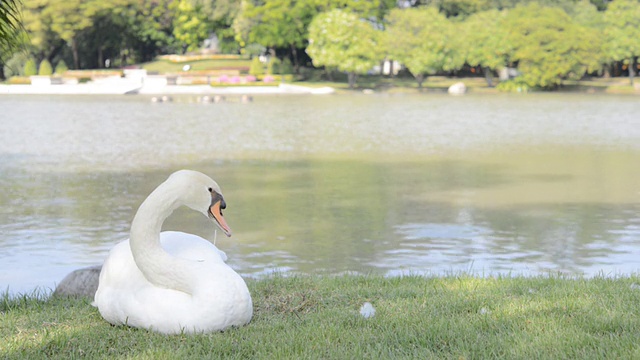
[[1, 92, 639, 295]]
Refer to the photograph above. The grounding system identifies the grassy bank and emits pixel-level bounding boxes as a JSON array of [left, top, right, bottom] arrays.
[[3, 275, 640, 359]]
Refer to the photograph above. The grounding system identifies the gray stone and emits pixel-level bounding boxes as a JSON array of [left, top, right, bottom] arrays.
[[52, 265, 102, 299]]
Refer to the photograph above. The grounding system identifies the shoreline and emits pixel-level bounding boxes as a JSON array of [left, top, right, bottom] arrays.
[[0, 83, 335, 96]]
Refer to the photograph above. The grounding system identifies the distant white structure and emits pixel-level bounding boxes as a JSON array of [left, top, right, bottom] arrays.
[[382, 60, 401, 76]]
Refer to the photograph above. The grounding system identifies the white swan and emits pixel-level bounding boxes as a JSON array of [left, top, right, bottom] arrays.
[[94, 170, 253, 334]]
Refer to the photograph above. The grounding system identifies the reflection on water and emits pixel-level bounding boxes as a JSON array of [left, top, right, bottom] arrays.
[[0, 93, 639, 294]]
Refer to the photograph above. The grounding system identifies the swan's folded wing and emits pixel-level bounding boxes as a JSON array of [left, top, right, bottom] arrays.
[[159, 231, 228, 263]]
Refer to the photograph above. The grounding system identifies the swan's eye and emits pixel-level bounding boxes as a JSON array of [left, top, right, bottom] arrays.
[[208, 187, 213, 193]]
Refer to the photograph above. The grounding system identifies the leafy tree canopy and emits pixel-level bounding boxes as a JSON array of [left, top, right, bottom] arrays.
[[385, 7, 463, 88], [502, 3, 602, 88], [307, 9, 383, 88], [604, 0, 640, 64]]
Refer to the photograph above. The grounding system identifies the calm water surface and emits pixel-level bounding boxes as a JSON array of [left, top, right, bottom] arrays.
[[1, 93, 639, 294]]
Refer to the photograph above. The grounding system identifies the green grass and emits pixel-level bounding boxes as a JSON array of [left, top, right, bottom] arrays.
[[3, 275, 640, 359], [141, 58, 252, 73]]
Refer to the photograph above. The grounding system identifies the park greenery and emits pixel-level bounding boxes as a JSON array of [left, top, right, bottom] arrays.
[[1, 0, 640, 90], [4, 275, 640, 358]]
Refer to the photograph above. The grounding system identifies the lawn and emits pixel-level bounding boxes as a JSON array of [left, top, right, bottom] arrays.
[[140, 58, 252, 74], [3, 275, 640, 359]]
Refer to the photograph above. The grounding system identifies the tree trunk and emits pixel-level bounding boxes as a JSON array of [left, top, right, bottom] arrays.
[[348, 72, 357, 89], [290, 44, 299, 74], [483, 67, 493, 87], [98, 46, 104, 69], [602, 64, 610, 78], [416, 73, 424, 90], [71, 38, 79, 69], [629, 57, 635, 87], [325, 67, 333, 82]]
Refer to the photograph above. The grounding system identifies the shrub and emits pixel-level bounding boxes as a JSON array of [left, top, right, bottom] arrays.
[[279, 58, 294, 75], [7, 76, 31, 84], [3, 52, 30, 77], [269, 58, 294, 75], [249, 57, 265, 76], [267, 58, 277, 75], [23, 58, 37, 77], [54, 60, 68, 75], [243, 43, 265, 57], [496, 78, 531, 93], [38, 59, 53, 76]]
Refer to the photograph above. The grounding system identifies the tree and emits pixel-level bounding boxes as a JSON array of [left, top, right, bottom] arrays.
[[38, 59, 53, 75], [307, 9, 383, 88], [0, 0, 22, 53], [462, 9, 509, 86], [502, 3, 602, 89], [24, 57, 37, 76], [54, 60, 68, 74], [604, 0, 640, 86], [569, 0, 607, 77], [47, 0, 98, 69], [18, 0, 65, 64], [235, 0, 318, 72], [249, 56, 264, 76], [384, 7, 464, 89], [198, 0, 240, 53], [0, 0, 24, 79], [115, 0, 179, 64], [172, 0, 211, 53], [235, 0, 395, 73]]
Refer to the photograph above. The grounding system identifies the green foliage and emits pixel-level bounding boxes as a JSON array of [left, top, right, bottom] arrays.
[[54, 60, 68, 74], [38, 59, 53, 75], [0, 0, 22, 54], [249, 56, 265, 76], [6, 0, 637, 88], [307, 9, 383, 88], [236, 0, 317, 50], [171, 0, 211, 53], [266, 57, 276, 75], [3, 52, 30, 77], [502, 3, 602, 89], [385, 7, 464, 88], [463, 9, 509, 71], [437, 0, 494, 17], [604, 0, 640, 65], [496, 78, 531, 92], [243, 43, 266, 57], [23, 58, 37, 76], [235, 0, 394, 54], [278, 58, 293, 75], [265, 57, 293, 75]]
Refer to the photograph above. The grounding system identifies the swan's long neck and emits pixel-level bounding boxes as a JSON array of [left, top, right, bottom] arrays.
[[129, 181, 195, 295]]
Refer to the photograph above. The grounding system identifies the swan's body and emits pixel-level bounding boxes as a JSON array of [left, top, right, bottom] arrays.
[[94, 170, 252, 334]]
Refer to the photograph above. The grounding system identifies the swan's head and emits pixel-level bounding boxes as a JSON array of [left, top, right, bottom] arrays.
[[168, 170, 232, 237]]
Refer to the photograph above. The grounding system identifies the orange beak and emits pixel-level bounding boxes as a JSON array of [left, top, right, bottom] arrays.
[[209, 200, 232, 237]]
